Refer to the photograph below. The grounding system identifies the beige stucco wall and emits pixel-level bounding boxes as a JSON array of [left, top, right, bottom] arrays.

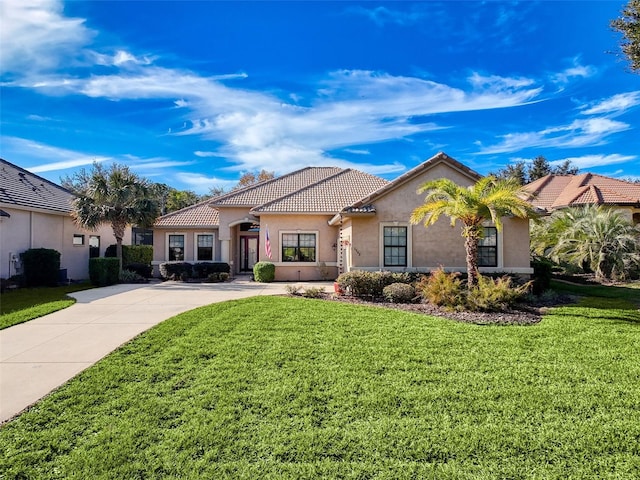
[[341, 163, 533, 274], [152, 228, 221, 274], [259, 213, 340, 281], [0, 206, 130, 280]]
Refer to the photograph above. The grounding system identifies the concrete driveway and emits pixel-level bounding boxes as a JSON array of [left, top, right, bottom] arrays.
[[0, 279, 332, 424]]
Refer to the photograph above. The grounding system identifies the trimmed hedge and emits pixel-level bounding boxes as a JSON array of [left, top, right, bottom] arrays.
[[105, 244, 153, 265], [124, 263, 153, 278], [159, 262, 231, 281], [335, 270, 414, 298], [192, 262, 231, 278], [89, 258, 120, 287], [253, 262, 275, 283], [21, 248, 61, 287]]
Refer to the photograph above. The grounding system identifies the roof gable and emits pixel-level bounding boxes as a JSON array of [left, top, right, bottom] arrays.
[[342, 152, 482, 212], [0, 158, 73, 214], [524, 173, 640, 211], [154, 198, 220, 227]]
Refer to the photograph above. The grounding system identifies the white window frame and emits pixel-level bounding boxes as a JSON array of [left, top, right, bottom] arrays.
[[193, 232, 216, 262], [73, 234, 85, 246], [379, 222, 412, 269], [166, 233, 186, 262], [277, 230, 319, 265]]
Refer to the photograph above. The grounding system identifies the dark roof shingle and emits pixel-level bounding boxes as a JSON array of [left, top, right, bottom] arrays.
[[0, 158, 73, 214]]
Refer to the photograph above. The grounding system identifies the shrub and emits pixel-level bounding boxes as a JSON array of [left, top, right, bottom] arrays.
[[119, 269, 146, 283], [253, 262, 275, 283], [531, 257, 553, 295], [105, 244, 153, 265], [219, 272, 229, 282], [466, 275, 531, 312], [159, 262, 193, 280], [89, 258, 120, 287], [123, 262, 153, 278], [418, 268, 464, 310], [21, 248, 61, 287], [192, 262, 231, 278], [302, 286, 325, 298], [285, 284, 302, 295], [383, 283, 416, 303], [336, 271, 412, 298]]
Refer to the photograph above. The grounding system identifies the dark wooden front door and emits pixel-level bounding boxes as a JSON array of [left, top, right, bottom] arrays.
[[240, 237, 259, 272]]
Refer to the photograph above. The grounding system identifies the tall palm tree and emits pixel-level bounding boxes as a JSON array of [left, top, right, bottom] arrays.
[[548, 206, 640, 281], [63, 163, 159, 270], [410, 176, 537, 288]]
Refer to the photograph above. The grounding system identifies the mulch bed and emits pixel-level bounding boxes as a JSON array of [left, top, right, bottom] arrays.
[[314, 292, 576, 326]]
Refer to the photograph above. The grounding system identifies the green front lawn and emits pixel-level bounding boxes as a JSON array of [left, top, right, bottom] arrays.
[[1, 294, 639, 478], [0, 283, 92, 330]]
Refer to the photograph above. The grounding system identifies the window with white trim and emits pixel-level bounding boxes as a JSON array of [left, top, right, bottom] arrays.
[[383, 226, 407, 267], [73, 234, 85, 246], [196, 234, 214, 261], [168, 234, 185, 261], [478, 227, 498, 267], [282, 233, 316, 262]]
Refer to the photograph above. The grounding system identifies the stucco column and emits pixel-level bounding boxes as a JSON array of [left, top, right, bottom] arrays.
[[220, 239, 230, 263]]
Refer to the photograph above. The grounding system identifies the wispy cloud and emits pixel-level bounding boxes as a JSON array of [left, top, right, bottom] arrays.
[[477, 118, 630, 154], [2, 136, 109, 172], [550, 154, 636, 170], [174, 172, 238, 194], [347, 5, 426, 26], [343, 149, 371, 155], [551, 58, 597, 85], [580, 91, 640, 115]]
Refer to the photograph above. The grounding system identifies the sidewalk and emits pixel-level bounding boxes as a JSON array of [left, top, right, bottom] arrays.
[[0, 279, 332, 424]]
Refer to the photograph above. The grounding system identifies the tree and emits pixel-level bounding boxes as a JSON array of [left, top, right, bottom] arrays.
[[63, 163, 159, 270], [410, 176, 537, 288], [537, 206, 640, 280], [492, 156, 579, 185], [611, 0, 640, 73], [166, 189, 201, 212], [236, 169, 275, 188]]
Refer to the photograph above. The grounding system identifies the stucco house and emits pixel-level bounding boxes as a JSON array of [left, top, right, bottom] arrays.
[[0, 159, 131, 281], [153, 152, 533, 281], [524, 173, 640, 224]]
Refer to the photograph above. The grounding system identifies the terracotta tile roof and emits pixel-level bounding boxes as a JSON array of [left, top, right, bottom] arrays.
[[251, 169, 389, 213], [524, 173, 640, 211], [0, 158, 73, 214], [210, 167, 344, 207], [342, 151, 482, 212], [154, 199, 220, 227]]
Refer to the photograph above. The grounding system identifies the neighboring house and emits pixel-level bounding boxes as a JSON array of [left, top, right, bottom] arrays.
[[524, 173, 640, 224], [0, 159, 131, 280], [153, 152, 533, 281]]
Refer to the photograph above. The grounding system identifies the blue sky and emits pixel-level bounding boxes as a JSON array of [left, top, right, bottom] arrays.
[[1, 1, 638, 193]]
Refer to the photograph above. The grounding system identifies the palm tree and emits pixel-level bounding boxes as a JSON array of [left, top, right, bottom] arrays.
[[548, 206, 640, 280], [63, 163, 159, 270], [410, 176, 537, 288]]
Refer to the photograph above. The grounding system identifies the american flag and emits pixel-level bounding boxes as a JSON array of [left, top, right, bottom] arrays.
[[264, 225, 272, 259]]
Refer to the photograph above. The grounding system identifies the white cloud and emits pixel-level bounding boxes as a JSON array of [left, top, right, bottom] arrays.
[[550, 154, 636, 170], [551, 58, 597, 85], [0, 0, 95, 74], [343, 149, 371, 155], [478, 117, 630, 154], [1, 136, 109, 172], [580, 91, 640, 115], [348, 6, 426, 26], [174, 172, 237, 194], [194, 151, 223, 158]]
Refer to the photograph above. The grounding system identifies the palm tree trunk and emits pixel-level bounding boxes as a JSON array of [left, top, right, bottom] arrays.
[[112, 220, 126, 273], [464, 230, 480, 289]]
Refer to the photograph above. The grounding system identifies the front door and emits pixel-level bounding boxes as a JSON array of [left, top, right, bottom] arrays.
[[240, 237, 259, 272]]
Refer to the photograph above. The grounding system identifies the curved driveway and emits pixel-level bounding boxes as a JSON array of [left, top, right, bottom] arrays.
[[1, 279, 331, 424]]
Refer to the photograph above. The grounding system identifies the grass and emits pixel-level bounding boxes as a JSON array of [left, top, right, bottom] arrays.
[[0, 283, 92, 330], [1, 292, 639, 479]]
